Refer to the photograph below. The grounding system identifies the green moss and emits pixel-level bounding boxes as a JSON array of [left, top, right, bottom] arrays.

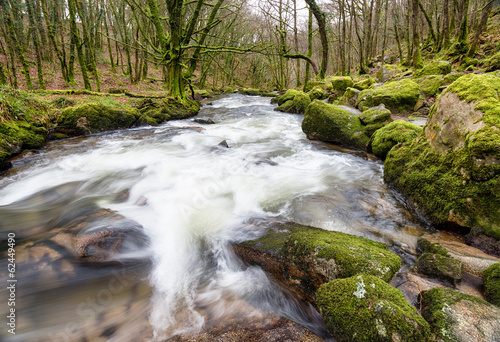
[[338, 87, 360, 107], [279, 226, 401, 282], [330, 76, 354, 93], [420, 288, 496, 341], [275, 93, 311, 114], [357, 79, 420, 114], [416, 253, 463, 285], [359, 104, 392, 125], [239, 88, 263, 96], [377, 64, 406, 82], [161, 97, 200, 119], [272, 89, 302, 106], [483, 51, 500, 72], [384, 136, 500, 240], [317, 275, 432, 342], [414, 61, 452, 78], [307, 87, 326, 101], [369, 120, 422, 159], [482, 263, 500, 306], [57, 103, 138, 135], [303, 80, 329, 93], [224, 86, 235, 94], [353, 78, 375, 90], [302, 100, 370, 149], [417, 75, 445, 97], [50, 96, 76, 109], [416, 237, 449, 256]]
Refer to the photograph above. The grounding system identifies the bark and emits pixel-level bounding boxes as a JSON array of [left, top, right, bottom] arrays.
[[68, 0, 91, 90], [26, 0, 45, 89], [412, 0, 424, 68], [304, 0, 328, 79], [467, 0, 494, 57]]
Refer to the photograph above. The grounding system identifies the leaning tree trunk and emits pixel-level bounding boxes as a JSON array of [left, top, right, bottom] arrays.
[[304, 0, 328, 79]]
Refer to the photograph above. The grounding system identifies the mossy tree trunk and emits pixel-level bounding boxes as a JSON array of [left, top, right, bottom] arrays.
[[304, 0, 328, 79], [0, 61, 7, 85], [467, 0, 494, 57], [68, 0, 91, 90], [411, 0, 424, 69], [303, 7, 313, 89], [26, 0, 45, 89]]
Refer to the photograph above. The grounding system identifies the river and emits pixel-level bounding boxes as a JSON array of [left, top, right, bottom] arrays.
[[0, 94, 432, 341]]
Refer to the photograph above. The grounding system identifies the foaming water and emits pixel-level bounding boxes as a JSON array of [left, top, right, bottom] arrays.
[[0, 94, 430, 341]]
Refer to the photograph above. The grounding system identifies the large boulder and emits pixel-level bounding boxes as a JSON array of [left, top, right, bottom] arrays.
[[233, 222, 401, 301], [274, 92, 311, 114], [483, 263, 500, 306], [413, 60, 452, 78], [302, 100, 370, 149], [330, 76, 354, 94], [384, 73, 500, 241], [357, 79, 420, 114], [368, 120, 422, 159], [420, 288, 500, 342], [271, 89, 302, 106], [317, 274, 432, 341]]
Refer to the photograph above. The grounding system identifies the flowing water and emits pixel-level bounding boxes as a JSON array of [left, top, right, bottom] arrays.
[[0, 95, 433, 341]]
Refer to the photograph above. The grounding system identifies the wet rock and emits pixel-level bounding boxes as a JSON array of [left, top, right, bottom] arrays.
[[415, 253, 463, 286], [466, 232, 500, 257], [233, 222, 401, 302], [302, 100, 370, 150], [274, 91, 311, 114], [419, 234, 499, 277], [368, 120, 422, 159], [384, 73, 500, 242], [420, 288, 500, 342], [357, 79, 420, 114], [416, 236, 449, 256], [218, 140, 229, 148], [169, 316, 326, 342], [482, 263, 500, 306], [317, 274, 432, 341], [193, 118, 216, 124]]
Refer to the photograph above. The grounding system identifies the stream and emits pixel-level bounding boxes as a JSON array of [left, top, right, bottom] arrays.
[[0, 94, 434, 341]]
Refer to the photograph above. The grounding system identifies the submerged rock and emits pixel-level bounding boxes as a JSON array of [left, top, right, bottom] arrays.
[[483, 263, 500, 306], [302, 100, 370, 149], [317, 274, 432, 341], [368, 120, 422, 159], [233, 222, 401, 302], [420, 288, 500, 342], [384, 73, 500, 242], [357, 79, 420, 114]]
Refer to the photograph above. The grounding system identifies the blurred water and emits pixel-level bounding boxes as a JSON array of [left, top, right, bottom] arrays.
[[0, 94, 430, 341]]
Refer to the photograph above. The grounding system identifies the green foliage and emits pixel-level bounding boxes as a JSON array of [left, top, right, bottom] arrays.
[[483, 263, 500, 306], [357, 79, 420, 114], [369, 120, 422, 159], [317, 275, 431, 342], [302, 100, 370, 149]]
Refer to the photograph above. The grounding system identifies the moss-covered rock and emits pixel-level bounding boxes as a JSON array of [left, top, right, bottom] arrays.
[[359, 104, 393, 138], [353, 78, 375, 90], [413, 60, 452, 78], [376, 64, 405, 82], [420, 288, 500, 342], [304, 80, 329, 93], [307, 87, 326, 101], [483, 51, 500, 72], [338, 87, 360, 107], [415, 253, 463, 285], [384, 73, 500, 240], [443, 72, 466, 84], [162, 97, 200, 119], [234, 222, 401, 301], [57, 103, 138, 135], [302, 100, 370, 149], [275, 92, 311, 114], [271, 89, 302, 106], [357, 79, 420, 114], [368, 120, 422, 159], [239, 88, 263, 96], [416, 237, 449, 256], [483, 263, 500, 306], [330, 76, 354, 94], [317, 274, 432, 342], [417, 75, 445, 97]]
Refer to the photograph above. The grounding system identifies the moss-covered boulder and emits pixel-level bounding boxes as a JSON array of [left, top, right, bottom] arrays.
[[483, 263, 500, 306], [359, 104, 393, 137], [57, 103, 138, 135], [275, 92, 311, 114], [376, 64, 405, 82], [415, 253, 463, 286], [368, 120, 422, 159], [304, 80, 329, 93], [271, 89, 302, 106], [161, 97, 200, 119], [421, 288, 500, 342], [233, 222, 401, 301], [414, 60, 452, 78], [307, 87, 326, 101], [317, 274, 432, 342], [416, 237, 449, 256], [353, 78, 375, 90], [384, 73, 500, 241], [417, 75, 445, 98], [357, 79, 420, 114], [330, 76, 354, 94], [483, 51, 500, 72], [302, 100, 370, 149], [239, 88, 263, 96], [338, 87, 360, 107]]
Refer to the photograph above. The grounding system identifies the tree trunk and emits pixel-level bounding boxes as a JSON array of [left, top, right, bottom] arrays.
[[304, 0, 329, 79], [304, 7, 313, 89], [412, 0, 424, 68], [68, 0, 91, 90], [26, 0, 45, 89], [467, 0, 494, 57]]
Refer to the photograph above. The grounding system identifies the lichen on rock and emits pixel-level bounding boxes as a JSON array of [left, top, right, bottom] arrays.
[[316, 274, 432, 341]]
